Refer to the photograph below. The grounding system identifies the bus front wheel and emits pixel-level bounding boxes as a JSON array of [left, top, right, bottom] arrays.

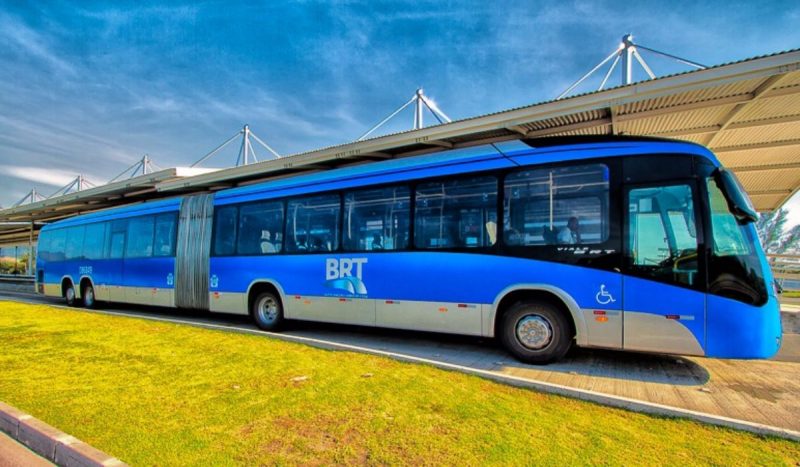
[[251, 291, 283, 331], [500, 301, 572, 364]]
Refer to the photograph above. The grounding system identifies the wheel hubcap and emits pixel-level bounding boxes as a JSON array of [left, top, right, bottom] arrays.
[[66, 288, 75, 302], [257, 297, 279, 323], [515, 314, 553, 350]]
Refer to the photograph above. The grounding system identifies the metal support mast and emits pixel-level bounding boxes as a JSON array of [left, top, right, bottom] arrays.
[[49, 174, 97, 198], [12, 188, 46, 207], [358, 88, 452, 141], [621, 34, 633, 85], [109, 154, 162, 183], [558, 34, 707, 99], [192, 124, 281, 168]]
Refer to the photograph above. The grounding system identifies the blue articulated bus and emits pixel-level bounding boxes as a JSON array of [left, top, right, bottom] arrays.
[[35, 137, 782, 363]]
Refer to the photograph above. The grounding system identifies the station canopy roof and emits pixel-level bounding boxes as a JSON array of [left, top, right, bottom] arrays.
[[1, 48, 799, 245]]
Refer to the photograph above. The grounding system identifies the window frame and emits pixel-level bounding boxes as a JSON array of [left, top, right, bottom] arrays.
[[284, 192, 343, 254], [153, 212, 179, 258], [342, 184, 412, 253], [82, 222, 109, 260], [211, 204, 240, 257], [235, 200, 285, 256], [124, 215, 156, 259], [412, 174, 500, 251], [502, 163, 612, 249], [64, 225, 86, 261]]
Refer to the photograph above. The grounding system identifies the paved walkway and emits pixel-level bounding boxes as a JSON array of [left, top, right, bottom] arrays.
[[0, 432, 52, 467], [2, 292, 799, 435], [285, 320, 800, 432]]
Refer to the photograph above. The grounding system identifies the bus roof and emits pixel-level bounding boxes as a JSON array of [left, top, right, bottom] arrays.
[[215, 137, 717, 205]]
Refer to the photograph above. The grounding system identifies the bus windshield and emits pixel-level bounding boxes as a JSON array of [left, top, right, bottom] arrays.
[[706, 176, 767, 305], [714, 169, 757, 223]]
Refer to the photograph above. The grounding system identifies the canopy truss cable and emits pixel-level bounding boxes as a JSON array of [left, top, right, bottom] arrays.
[[48, 174, 97, 198], [109, 154, 163, 183], [358, 88, 452, 141], [191, 124, 281, 168], [12, 188, 47, 208], [557, 34, 707, 99]]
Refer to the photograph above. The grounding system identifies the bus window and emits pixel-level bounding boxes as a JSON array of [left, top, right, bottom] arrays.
[[83, 223, 107, 260], [37, 231, 52, 262], [415, 176, 497, 249], [344, 185, 410, 251], [286, 194, 340, 253], [237, 201, 284, 255], [504, 164, 609, 246], [126, 216, 155, 258], [154, 214, 177, 257], [50, 229, 66, 262], [65, 226, 86, 260], [627, 184, 698, 287], [108, 220, 127, 259], [213, 206, 238, 256]]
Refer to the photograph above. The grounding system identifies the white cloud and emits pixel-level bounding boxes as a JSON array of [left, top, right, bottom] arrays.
[[3, 166, 79, 188]]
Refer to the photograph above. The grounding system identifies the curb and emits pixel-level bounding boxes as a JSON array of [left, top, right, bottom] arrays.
[[0, 401, 126, 467], [5, 296, 800, 443]]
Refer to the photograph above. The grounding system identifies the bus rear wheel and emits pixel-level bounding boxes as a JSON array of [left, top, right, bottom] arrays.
[[64, 283, 77, 307], [500, 301, 572, 364], [82, 283, 96, 309], [251, 291, 283, 331]]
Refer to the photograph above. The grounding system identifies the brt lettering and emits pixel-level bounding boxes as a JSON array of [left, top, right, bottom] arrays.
[[326, 258, 368, 280]]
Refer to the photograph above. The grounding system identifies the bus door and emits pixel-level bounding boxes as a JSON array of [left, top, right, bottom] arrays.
[[622, 182, 706, 356]]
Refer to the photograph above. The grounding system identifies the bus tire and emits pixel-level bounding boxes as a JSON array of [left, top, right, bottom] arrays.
[[251, 291, 283, 331], [82, 282, 96, 309], [500, 301, 572, 364], [64, 282, 77, 307]]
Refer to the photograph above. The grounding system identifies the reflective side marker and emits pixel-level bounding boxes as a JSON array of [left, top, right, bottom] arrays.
[[593, 310, 606, 315], [665, 314, 680, 320], [595, 316, 608, 322], [438, 307, 448, 313]]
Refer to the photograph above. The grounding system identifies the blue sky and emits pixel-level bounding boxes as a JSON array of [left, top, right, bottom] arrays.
[[1, 1, 799, 211]]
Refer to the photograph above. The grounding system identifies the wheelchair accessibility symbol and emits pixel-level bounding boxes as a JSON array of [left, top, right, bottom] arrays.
[[595, 284, 615, 305]]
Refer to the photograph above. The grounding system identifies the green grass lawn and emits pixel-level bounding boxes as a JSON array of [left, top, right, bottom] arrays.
[[1, 301, 798, 465]]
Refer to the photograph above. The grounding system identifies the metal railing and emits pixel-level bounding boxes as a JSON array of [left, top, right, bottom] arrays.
[[768, 254, 800, 290], [0, 273, 34, 282]]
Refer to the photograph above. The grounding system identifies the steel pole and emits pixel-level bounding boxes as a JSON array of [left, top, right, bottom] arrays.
[[415, 89, 424, 129], [243, 124, 250, 165], [28, 222, 33, 274], [621, 34, 633, 85]]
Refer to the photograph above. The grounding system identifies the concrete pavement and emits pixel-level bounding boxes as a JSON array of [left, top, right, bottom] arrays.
[[0, 431, 52, 467]]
